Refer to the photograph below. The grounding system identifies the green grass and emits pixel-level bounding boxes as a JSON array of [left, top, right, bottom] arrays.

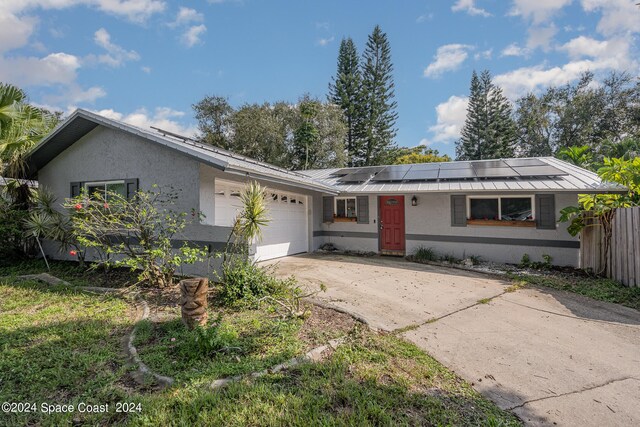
[[509, 272, 640, 311], [133, 331, 520, 426], [0, 279, 135, 426], [134, 311, 306, 386], [0, 258, 139, 288], [0, 268, 520, 426]]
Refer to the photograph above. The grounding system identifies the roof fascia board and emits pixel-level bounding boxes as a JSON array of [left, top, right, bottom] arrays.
[[224, 167, 339, 195]]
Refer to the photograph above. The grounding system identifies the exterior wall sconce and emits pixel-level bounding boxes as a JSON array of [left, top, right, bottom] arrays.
[[411, 195, 418, 206]]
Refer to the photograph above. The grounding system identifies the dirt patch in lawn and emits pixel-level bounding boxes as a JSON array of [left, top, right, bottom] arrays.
[[298, 303, 358, 350]]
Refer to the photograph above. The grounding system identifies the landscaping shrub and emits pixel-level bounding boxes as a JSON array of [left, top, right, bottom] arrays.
[[413, 246, 438, 262], [0, 195, 27, 261], [441, 253, 460, 264], [218, 260, 296, 307], [66, 186, 208, 288], [189, 315, 240, 356]]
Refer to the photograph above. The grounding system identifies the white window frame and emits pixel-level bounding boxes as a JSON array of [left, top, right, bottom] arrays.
[[335, 196, 357, 219], [84, 180, 126, 201], [466, 195, 535, 221]]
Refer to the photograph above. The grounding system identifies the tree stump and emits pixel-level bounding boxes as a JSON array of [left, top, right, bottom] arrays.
[[180, 278, 209, 329]]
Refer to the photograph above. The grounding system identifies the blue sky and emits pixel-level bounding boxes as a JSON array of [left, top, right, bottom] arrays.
[[1, 1, 638, 157]]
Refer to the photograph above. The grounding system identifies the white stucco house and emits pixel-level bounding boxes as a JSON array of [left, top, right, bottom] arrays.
[[24, 109, 623, 273]]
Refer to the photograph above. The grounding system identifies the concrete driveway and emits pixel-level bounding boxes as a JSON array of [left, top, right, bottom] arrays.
[[265, 254, 640, 426]]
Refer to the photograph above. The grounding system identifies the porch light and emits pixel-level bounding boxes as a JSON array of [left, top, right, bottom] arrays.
[[411, 195, 418, 206]]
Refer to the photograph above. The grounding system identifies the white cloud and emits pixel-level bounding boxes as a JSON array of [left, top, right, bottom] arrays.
[[90, 27, 140, 67], [474, 49, 492, 60], [2, 1, 166, 26], [581, 0, 640, 36], [316, 36, 335, 47], [559, 35, 610, 59], [44, 84, 107, 105], [424, 44, 473, 78], [180, 24, 207, 47], [0, 52, 81, 86], [452, 0, 491, 17], [315, 22, 330, 30], [170, 7, 204, 27], [94, 107, 198, 136], [416, 13, 433, 23], [526, 24, 557, 51], [501, 43, 530, 57], [494, 35, 636, 99], [508, 0, 572, 24], [0, 1, 165, 55], [0, 13, 37, 53], [427, 95, 469, 143], [141, 66, 151, 73]]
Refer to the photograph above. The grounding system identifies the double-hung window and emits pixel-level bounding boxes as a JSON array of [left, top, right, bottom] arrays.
[[335, 197, 357, 219]]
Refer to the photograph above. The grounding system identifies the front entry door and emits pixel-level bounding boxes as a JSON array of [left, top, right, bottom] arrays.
[[379, 195, 405, 253]]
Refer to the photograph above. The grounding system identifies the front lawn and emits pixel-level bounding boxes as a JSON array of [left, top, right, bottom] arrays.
[[0, 267, 520, 426]]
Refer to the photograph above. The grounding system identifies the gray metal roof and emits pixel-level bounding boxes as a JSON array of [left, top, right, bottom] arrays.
[[302, 157, 625, 194], [26, 109, 338, 194]]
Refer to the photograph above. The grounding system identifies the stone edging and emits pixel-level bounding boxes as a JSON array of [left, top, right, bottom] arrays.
[[126, 300, 175, 387], [209, 337, 346, 390]]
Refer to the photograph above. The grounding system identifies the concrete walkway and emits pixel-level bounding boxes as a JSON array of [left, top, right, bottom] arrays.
[[266, 254, 640, 426]]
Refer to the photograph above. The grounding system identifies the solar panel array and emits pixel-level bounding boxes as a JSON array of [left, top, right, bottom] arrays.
[[333, 159, 566, 183]]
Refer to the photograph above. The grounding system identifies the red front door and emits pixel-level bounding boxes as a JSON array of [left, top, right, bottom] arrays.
[[379, 195, 405, 252]]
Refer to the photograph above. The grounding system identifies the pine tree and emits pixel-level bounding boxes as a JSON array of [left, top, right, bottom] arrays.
[[361, 25, 398, 166], [456, 70, 516, 160], [328, 38, 364, 167]]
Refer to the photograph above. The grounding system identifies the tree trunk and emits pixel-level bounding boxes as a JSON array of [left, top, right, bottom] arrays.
[[180, 278, 209, 329]]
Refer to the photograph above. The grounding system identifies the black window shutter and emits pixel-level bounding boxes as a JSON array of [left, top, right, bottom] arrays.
[[322, 196, 334, 223], [536, 194, 556, 229], [125, 178, 139, 200], [451, 195, 467, 227], [357, 196, 369, 224], [70, 182, 82, 198]]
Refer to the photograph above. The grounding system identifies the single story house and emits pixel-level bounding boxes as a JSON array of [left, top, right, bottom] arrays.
[[25, 109, 623, 274]]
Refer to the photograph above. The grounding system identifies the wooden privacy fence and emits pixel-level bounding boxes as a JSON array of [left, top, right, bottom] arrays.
[[580, 207, 640, 287]]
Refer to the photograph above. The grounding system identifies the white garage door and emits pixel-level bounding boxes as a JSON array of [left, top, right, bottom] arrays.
[[213, 180, 308, 261], [255, 191, 308, 261]]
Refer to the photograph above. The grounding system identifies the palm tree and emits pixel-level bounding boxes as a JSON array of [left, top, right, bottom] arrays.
[[0, 83, 59, 208], [224, 181, 270, 264], [0, 84, 59, 179]]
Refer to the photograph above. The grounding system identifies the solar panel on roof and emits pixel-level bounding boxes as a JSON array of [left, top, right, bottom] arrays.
[[403, 169, 439, 181], [337, 172, 377, 183], [475, 167, 518, 178], [438, 168, 477, 179], [471, 160, 508, 169], [408, 163, 440, 170], [439, 162, 473, 170], [504, 158, 545, 167], [330, 168, 355, 177], [371, 165, 411, 182], [512, 165, 566, 176]]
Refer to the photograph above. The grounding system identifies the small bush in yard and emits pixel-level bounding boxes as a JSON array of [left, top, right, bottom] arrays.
[[218, 260, 295, 307], [189, 315, 240, 356], [0, 195, 27, 261], [520, 253, 531, 268], [413, 246, 438, 262]]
